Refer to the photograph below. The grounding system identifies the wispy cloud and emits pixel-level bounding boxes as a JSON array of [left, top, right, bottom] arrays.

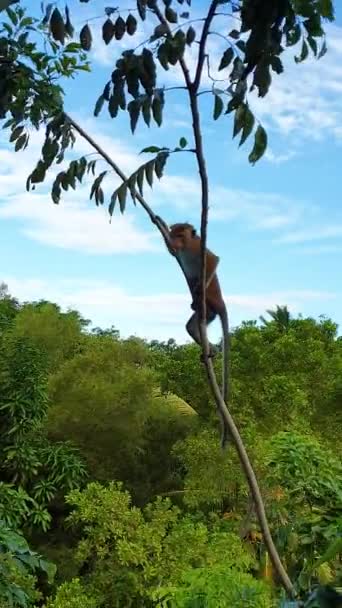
[[275, 224, 342, 244]]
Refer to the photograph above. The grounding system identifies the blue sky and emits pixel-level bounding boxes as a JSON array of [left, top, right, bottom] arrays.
[[1, 1, 342, 342]]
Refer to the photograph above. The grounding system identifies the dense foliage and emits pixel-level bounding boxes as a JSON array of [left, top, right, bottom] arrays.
[[0, 284, 341, 606]]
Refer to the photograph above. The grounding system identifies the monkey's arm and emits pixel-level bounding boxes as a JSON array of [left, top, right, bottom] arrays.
[[190, 249, 220, 309], [153, 215, 177, 256]]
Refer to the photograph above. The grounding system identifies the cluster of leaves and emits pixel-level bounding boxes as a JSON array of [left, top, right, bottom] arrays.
[[44, 578, 98, 608], [153, 565, 274, 607], [64, 481, 263, 606], [27, 111, 189, 214], [0, 520, 55, 608], [0, 4, 89, 152], [264, 432, 342, 591], [95, 48, 165, 132], [213, 0, 334, 162], [2, 0, 334, 223]]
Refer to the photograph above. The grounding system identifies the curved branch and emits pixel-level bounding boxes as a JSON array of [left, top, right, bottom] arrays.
[[205, 357, 295, 597], [63, 112, 170, 249]]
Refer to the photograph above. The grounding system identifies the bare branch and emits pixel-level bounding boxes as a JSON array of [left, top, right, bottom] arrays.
[[204, 357, 295, 597]]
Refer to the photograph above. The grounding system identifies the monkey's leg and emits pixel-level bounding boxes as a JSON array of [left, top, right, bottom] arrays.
[[186, 310, 217, 357]]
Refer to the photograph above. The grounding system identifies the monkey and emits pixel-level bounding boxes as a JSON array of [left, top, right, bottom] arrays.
[[154, 217, 230, 448]]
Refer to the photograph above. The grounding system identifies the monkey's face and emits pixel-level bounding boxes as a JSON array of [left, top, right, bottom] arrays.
[[170, 224, 195, 250]]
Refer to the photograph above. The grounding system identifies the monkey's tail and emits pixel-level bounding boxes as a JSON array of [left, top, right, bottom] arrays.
[[220, 305, 231, 449]]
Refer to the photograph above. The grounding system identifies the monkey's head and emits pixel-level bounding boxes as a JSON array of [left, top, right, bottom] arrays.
[[169, 223, 197, 250]]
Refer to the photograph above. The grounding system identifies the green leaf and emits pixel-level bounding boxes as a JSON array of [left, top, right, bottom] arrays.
[[90, 171, 107, 200], [108, 93, 119, 118], [137, 0, 146, 21], [253, 61, 271, 97], [64, 42, 82, 53], [318, 38, 327, 59], [248, 124, 267, 165], [157, 42, 169, 70], [10, 125, 24, 142], [303, 13, 324, 37], [6, 6, 18, 24], [109, 191, 117, 216], [218, 47, 234, 71], [137, 166, 144, 195], [186, 26, 196, 45], [165, 6, 177, 23], [286, 23, 301, 46], [179, 137, 187, 149], [213, 94, 224, 120], [65, 5, 74, 37], [103, 81, 111, 101], [128, 100, 140, 133], [271, 56, 284, 74], [117, 182, 127, 213], [127, 173, 137, 203], [94, 94, 105, 117], [51, 181, 61, 204], [76, 157, 87, 182], [154, 152, 169, 179], [315, 537, 342, 568], [307, 35, 318, 56], [233, 103, 246, 139], [295, 39, 309, 63], [95, 186, 104, 205], [14, 134, 27, 151], [145, 160, 155, 187], [229, 29, 240, 39], [239, 106, 255, 146], [30, 161, 46, 184], [151, 23, 168, 41], [39, 560, 56, 584], [318, 0, 334, 20], [152, 90, 164, 127], [142, 96, 151, 127], [60, 171, 70, 191], [140, 146, 163, 154]]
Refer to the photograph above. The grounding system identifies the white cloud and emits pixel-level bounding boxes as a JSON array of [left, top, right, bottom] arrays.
[[276, 224, 342, 245], [297, 245, 342, 255], [0, 190, 159, 255], [2, 276, 337, 342], [264, 148, 297, 164]]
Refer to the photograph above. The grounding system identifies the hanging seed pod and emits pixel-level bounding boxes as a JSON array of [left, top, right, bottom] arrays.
[[102, 18, 115, 44], [126, 14, 137, 36], [186, 26, 196, 46], [50, 8, 65, 44], [114, 16, 126, 40], [65, 6, 74, 38], [80, 23, 92, 51]]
